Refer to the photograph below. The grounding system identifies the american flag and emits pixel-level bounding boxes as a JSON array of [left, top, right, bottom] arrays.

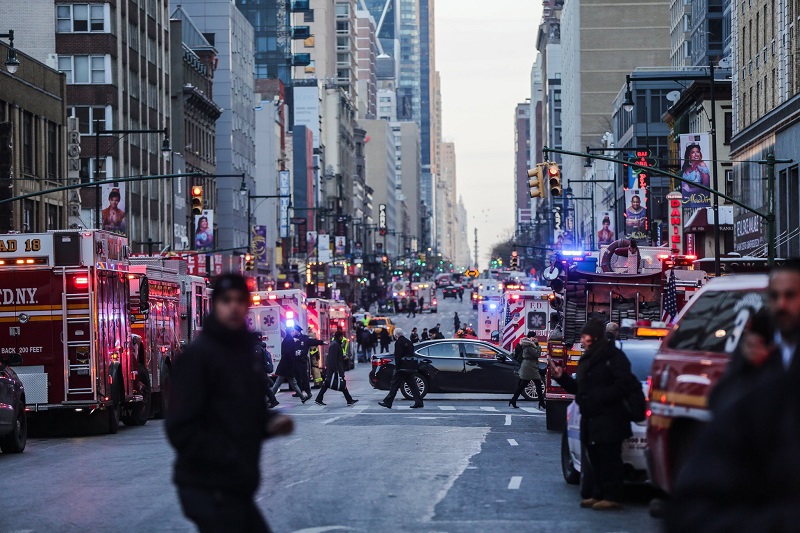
[[663, 269, 678, 324]]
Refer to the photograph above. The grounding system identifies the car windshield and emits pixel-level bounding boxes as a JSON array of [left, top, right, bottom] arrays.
[[619, 341, 661, 381], [369, 319, 387, 326], [666, 289, 766, 354]]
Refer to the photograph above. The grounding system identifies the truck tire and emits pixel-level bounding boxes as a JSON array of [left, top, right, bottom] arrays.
[[561, 432, 580, 484], [122, 369, 151, 427], [0, 403, 27, 453]]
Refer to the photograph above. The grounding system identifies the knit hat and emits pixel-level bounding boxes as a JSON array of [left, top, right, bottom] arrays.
[[581, 320, 605, 341], [211, 274, 249, 303]]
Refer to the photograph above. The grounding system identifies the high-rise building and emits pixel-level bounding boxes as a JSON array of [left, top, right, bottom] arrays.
[[236, 0, 293, 84], [514, 103, 532, 232], [361, 0, 398, 60], [181, 0, 257, 253], [392, 121, 420, 253], [356, 9, 378, 118], [51, 0, 173, 251], [440, 141, 457, 260], [362, 119, 398, 255]]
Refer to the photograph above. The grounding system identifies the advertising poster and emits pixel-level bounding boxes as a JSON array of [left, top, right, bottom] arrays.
[[680, 133, 712, 207], [596, 211, 616, 246], [306, 231, 317, 257], [252, 225, 267, 263], [624, 189, 648, 241], [318, 234, 331, 263], [101, 182, 126, 235], [335, 236, 346, 257], [194, 210, 214, 251]]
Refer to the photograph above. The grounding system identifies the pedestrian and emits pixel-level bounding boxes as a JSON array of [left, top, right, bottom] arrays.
[[315, 330, 359, 406], [419, 295, 425, 312], [606, 322, 621, 349], [256, 341, 280, 408], [379, 327, 391, 354], [369, 329, 378, 358], [421, 328, 429, 341], [410, 327, 420, 344], [549, 320, 634, 510], [166, 273, 294, 533], [378, 328, 424, 409], [458, 287, 464, 302], [355, 324, 364, 359], [508, 332, 544, 409], [400, 296, 408, 313], [407, 298, 417, 318], [430, 327, 445, 340], [309, 337, 324, 389], [272, 328, 311, 403], [360, 327, 373, 362], [709, 259, 800, 414], [454, 312, 461, 333], [291, 325, 325, 399]]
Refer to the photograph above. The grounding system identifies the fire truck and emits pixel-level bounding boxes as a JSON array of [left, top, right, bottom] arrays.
[[410, 282, 437, 313], [0, 230, 144, 434], [247, 289, 308, 365], [128, 257, 207, 419]]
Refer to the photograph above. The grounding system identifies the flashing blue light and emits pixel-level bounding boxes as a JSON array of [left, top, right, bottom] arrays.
[[489, 303, 497, 310], [286, 319, 295, 328], [529, 283, 536, 289], [561, 250, 584, 257]]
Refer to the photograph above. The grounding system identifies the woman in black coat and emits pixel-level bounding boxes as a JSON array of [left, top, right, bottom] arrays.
[[314, 330, 358, 406], [550, 320, 633, 511]]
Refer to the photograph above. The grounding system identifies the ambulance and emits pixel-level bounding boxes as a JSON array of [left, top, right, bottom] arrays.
[[477, 298, 503, 343], [248, 289, 308, 364], [128, 257, 208, 419], [0, 230, 144, 433], [307, 298, 331, 359], [410, 282, 437, 313], [498, 289, 556, 352]]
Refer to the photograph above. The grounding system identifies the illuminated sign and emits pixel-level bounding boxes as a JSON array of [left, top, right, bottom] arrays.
[[667, 191, 683, 254], [627, 149, 657, 189]]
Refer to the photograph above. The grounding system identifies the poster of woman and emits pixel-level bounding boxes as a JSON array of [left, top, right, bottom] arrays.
[[680, 133, 711, 207], [101, 183, 126, 235], [596, 211, 615, 246], [194, 211, 214, 251], [624, 189, 648, 241]]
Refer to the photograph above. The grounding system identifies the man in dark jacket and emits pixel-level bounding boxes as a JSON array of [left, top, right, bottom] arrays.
[[314, 330, 358, 406], [257, 341, 279, 408], [379, 328, 424, 409], [166, 274, 293, 532], [291, 325, 325, 399], [407, 298, 417, 318], [379, 327, 391, 353], [550, 320, 633, 510], [272, 329, 308, 402]]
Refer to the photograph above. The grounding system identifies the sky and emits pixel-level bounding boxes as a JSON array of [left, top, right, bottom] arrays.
[[436, 1, 542, 266]]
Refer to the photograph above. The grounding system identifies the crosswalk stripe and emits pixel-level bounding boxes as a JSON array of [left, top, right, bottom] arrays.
[[480, 406, 498, 412], [520, 407, 544, 414], [508, 476, 523, 489], [439, 406, 456, 411]]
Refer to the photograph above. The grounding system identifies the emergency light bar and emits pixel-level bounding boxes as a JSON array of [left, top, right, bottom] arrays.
[[0, 257, 48, 266], [636, 326, 671, 338], [561, 250, 584, 257]]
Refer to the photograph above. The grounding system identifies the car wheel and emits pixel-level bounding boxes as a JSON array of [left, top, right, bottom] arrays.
[[400, 374, 428, 400], [521, 380, 539, 401], [0, 403, 27, 453], [561, 432, 580, 484]]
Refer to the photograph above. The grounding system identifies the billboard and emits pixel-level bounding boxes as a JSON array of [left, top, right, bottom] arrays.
[[306, 230, 317, 257], [596, 211, 616, 246], [194, 210, 214, 251], [279, 170, 290, 238], [318, 234, 331, 263], [624, 188, 648, 241], [680, 133, 712, 207], [335, 236, 346, 257], [252, 225, 267, 263], [293, 85, 321, 148], [101, 182, 126, 235]]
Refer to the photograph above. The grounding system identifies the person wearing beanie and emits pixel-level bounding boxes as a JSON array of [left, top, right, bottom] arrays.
[[167, 273, 294, 532], [549, 319, 635, 511]]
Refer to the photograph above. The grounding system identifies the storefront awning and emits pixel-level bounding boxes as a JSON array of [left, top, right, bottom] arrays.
[[684, 205, 734, 233]]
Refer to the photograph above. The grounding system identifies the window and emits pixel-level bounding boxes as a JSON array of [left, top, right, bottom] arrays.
[[304, 10, 315, 22], [58, 55, 109, 84], [56, 4, 107, 33], [463, 343, 501, 359], [79, 156, 109, 184], [68, 106, 109, 134], [335, 3, 350, 16], [426, 342, 461, 359], [724, 111, 732, 144]]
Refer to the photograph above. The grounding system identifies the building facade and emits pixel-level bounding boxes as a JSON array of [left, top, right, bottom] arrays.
[[356, 9, 378, 119], [514, 103, 532, 232]]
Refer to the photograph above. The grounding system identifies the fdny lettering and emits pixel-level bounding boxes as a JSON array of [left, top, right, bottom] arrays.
[[1, 288, 37, 305], [0, 239, 18, 252]]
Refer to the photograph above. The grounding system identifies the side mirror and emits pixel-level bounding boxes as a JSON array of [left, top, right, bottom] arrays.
[[2, 352, 22, 366]]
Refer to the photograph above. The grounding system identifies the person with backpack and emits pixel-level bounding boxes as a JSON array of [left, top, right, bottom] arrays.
[[549, 320, 637, 511]]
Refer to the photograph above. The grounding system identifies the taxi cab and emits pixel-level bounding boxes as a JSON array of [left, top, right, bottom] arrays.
[[367, 317, 396, 337]]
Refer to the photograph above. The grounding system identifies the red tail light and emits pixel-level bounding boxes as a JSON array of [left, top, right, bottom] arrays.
[[74, 276, 89, 289], [372, 357, 393, 367]]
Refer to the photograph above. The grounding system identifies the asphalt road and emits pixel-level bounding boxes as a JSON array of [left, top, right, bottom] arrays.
[[0, 291, 661, 533]]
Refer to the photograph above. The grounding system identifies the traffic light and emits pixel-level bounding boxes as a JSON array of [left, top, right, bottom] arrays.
[[510, 250, 519, 269], [244, 253, 255, 271], [527, 164, 545, 198], [547, 163, 562, 196], [191, 185, 203, 216]]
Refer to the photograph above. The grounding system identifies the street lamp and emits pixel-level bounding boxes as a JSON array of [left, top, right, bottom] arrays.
[[0, 30, 19, 74], [622, 80, 635, 113]]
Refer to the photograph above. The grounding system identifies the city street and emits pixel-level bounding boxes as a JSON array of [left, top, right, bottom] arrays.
[[1, 293, 658, 533]]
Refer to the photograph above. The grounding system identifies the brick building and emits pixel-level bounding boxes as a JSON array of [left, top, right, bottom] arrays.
[[0, 43, 68, 232]]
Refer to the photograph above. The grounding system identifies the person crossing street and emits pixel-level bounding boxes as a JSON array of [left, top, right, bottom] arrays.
[[379, 328, 424, 409], [315, 330, 358, 406], [272, 329, 309, 403]]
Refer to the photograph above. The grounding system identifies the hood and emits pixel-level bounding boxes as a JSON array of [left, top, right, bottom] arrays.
[[519, 337, 537, 347]]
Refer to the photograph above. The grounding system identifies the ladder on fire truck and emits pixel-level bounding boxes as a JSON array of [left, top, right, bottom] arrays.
[[60, 268, 96, 401]]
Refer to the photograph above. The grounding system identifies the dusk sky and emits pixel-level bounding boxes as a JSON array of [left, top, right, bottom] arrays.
[[437, 1, 542, 266]]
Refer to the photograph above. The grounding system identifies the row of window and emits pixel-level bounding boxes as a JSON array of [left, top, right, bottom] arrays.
[[56, 3, 109, 33], [58, 55, 109, 84]]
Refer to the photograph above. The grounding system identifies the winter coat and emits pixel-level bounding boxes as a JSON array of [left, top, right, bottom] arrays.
[[275, 335, 296, 377], [379, 328, 391, 346], [517, 337, 541, 381], [393, 335, 417, 372], [324, 339, 347, 382], [369, 331, 378, 348], [555, 336, 633, 444], [166, 315, 276, 497], [410, 332, 420, 343], [667, 368, 800, 533]]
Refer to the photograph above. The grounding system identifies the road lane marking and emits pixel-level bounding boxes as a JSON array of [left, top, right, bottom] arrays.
[[439, 406, 456, 411], [322, 417, 341, 425], [507, 439, 518, 446], [508, 476, 522, 489], [505, 415, 512, 425], [480, 406, 498, 412], [520, 407, 545, 414]]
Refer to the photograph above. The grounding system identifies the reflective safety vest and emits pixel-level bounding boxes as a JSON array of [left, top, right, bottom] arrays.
[[341, 338, 350, 357]]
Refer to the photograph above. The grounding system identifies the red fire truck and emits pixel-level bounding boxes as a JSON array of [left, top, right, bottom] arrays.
[[127, 257, 207, 420], [0, 230, 144, 433]]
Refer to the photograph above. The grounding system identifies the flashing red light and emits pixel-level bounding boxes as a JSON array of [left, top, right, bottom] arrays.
[[657, 254, 670, 260], [685, 254, 697, 260], [511, 294, 520, 300], [74, 276, 89, 288], [268, 294, 278, 300], [252, 294, 262, 305], [432, 298, 437, 305], [284, 282, 291, 288], [548, 165, 559, 176]]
